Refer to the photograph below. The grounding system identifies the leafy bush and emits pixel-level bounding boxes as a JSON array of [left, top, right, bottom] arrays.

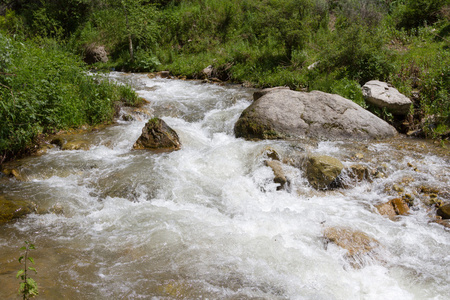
[[395, 0, 448, 29], [0, 34, 139, 162]]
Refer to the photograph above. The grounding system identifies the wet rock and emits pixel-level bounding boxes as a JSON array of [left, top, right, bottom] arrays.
[[159, 71, 170, 78], [347, 164, 370, 182], [437, 204, 450, 219], [0, 195, 36, 224], [122, 114, 134, 121], [35, 143, 56, 155], [61, 140, 90, 151], [434, 219, 450, 229], [324, 227, 379, 261], [234, 89, 397, 140], [305, 154, 343, 190], [133, 118, 181, 152], [1, 168, 26, 181], [362, 80, 412, 115], [264, 160, 288, 190], [261, 147, 281, 161], [340, 164, 371, 188], [51, 133, 92, 151], [375, 198, 410, 219]]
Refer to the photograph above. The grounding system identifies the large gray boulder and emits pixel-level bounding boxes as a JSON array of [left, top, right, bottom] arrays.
[[362, 80, 412, 115], [234, 88, 397, 140]]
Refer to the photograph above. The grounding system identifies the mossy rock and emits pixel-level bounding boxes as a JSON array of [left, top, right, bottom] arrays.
[[0, 196, 36, 224], [305, 154, 343, 190], [437, 204, 450, 219], [133, 118, 181, 152]]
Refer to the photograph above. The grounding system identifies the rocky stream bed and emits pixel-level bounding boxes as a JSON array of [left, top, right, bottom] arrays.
[[0, 72, 449, 299]]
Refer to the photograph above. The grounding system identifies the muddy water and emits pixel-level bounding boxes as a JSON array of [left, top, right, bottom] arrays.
[[0, 72, 449, 299]]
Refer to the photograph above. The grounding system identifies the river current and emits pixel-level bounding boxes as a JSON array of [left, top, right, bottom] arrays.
[[0, 72, 449, 299]]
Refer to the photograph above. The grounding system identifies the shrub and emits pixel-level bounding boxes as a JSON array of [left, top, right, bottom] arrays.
[[0, 34, 139, 162]]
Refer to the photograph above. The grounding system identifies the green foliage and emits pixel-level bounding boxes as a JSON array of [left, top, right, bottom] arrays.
[[0, 9, 25, 36], [16, 241, 38, 299], [2, 0, 450, 141], [394, 0, 449, 29], [0, 33, 139, 161]]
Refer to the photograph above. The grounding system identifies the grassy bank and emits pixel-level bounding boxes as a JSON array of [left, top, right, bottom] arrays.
[[1, 0, 449, 142], [0, 33, 140, 163]]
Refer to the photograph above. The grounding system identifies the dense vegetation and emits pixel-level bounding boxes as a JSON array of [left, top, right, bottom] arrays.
[[1, 0, 449, 161]]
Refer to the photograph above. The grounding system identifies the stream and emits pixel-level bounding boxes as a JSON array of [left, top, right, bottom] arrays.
[[0, 72, 449, 299]]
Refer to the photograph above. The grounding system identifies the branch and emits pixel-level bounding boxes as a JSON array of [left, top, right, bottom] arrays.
[[0, 82, 15, 98], [0, 72, 16, 76]]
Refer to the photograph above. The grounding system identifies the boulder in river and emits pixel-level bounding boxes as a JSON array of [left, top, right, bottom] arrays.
[[305, 154, 343, 190], [234, 88, 397, 140], [362, 80, 412, 115], [0, 195, 36, 224], [437, 204, 450, 219], [133, 118, 181, 152]]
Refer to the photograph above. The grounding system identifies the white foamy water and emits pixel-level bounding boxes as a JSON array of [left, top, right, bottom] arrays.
[[0, 72, 449, 299]]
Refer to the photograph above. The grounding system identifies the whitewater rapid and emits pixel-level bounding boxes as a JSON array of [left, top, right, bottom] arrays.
[[0, 72, 449, 299]]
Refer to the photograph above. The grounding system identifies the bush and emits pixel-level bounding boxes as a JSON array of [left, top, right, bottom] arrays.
[[0, 34, 139, 162], [395, 0, 448, 29]]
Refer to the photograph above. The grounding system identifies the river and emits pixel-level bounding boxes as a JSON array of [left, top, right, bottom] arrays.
[[0, 72, 449, 299]]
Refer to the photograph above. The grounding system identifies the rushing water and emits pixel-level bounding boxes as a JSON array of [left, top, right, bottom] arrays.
[[0, 72, 449, 299]]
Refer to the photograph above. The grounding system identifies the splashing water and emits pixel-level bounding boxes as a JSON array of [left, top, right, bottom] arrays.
[[0, 72, 449, 299]]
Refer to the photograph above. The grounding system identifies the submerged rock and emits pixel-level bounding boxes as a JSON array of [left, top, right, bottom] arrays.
[[324, 227, 380, 268], [375, 198, 410, 219], [234, 88, 397, 140], [324, 227, 379, 256], [264, 160, 288, 190], [0, 195, 36, 224], [133, 118, 181, 152], [362, 80, 412, 115], [305, 154, 343, 190]]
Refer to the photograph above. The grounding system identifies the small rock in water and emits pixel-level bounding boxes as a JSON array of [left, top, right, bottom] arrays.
[[133, 118, 181, 152], [437, 204, 450, 219], [0, 195, 36, 224], [323, 227, 380, 268], [305, 154, 343, 190], [264, 160, 288, 190], [375, 198, 410, 219]]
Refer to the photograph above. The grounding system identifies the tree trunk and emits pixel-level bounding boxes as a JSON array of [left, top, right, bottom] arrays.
[[123, 3, 134, 62]]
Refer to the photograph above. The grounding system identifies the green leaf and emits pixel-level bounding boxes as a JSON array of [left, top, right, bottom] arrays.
[[16, 269, 24, 278], [28, 267, 37, 273], [28, 257, 35, 264], [18, 256, 24, 263], [29, 244, 35, 250]]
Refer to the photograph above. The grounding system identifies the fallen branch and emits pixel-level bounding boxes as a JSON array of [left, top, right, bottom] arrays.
[[0, 72, 16, 76]]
